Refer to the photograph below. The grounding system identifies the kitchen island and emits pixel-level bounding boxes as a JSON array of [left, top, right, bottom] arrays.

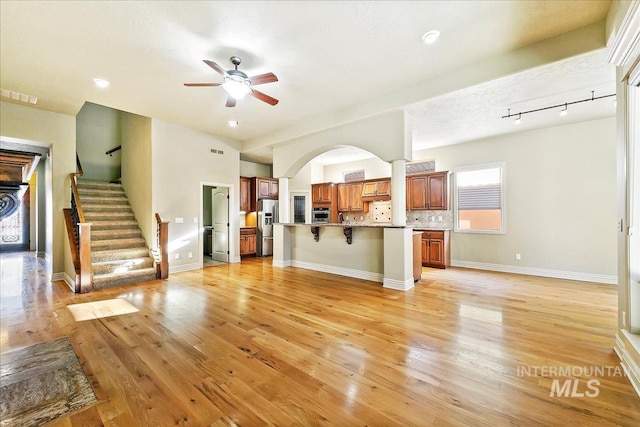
[[273, 223, 416, 290]]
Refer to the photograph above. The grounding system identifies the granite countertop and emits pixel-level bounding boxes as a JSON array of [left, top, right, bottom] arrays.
[[277, 223, 452, 230], [411, 227, 452, 231], [279, 223, 406, 228]]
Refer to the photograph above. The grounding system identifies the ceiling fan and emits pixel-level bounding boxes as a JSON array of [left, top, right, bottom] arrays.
[[184, 56, 279, 107]]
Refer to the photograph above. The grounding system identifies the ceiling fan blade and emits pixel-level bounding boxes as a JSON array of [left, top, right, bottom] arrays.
[[184, 82, 221, 87], [248, 72, 278, 86], [203, 59, 228, 76], [226, 96, 236, 108], [250, 89, 279, 106]]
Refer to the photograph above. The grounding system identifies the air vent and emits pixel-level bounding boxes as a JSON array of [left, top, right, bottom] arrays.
[[1, 88, 38, 105], [210, 149, 224, 155], [343, 170, 365, 182], [406, 160, 435, 175]]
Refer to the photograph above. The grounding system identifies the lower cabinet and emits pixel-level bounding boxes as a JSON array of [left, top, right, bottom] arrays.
[[240, 228, 257, 257], [421, 230, 450, 269]]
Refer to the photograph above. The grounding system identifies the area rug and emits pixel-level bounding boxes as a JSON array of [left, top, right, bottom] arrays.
[[0, 337, 97, 427]]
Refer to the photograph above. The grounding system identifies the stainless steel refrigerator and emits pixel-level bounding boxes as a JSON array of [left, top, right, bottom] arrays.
[[257, 199, 278, 257]]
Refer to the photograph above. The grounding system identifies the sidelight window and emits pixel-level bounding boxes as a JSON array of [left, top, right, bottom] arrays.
[[454, 162, 506, 233]]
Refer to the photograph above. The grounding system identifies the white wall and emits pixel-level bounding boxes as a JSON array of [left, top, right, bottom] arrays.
[[240, 160, 271, 177], [151, 119, 241, 269], [273, 110, 411, 178], [323, 157, 392, 183], [120, 112, 153, 244], [76, 102, 121, 182], [0, 101, 76, 277], [414, 117, 617, 280]]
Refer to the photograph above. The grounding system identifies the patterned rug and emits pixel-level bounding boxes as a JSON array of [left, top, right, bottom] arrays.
[[0, 337, 97, 426]]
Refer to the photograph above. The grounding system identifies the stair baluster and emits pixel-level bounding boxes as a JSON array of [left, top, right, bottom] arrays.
[[69, 154, 93, 293]]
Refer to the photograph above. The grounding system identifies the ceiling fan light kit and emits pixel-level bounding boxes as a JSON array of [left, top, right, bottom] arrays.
[[184, 56, 279, 108], [502, 90, 614, 122]]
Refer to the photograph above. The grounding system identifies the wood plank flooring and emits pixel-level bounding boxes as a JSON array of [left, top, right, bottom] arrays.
[[1, 251, 639, 426]]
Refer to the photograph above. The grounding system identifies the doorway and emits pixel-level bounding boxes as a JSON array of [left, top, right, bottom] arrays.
[[290, 191, 310, 224], [201, 184, 230, 267]]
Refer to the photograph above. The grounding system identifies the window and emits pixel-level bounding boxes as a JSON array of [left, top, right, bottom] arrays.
[[454, 163, 505, 233]]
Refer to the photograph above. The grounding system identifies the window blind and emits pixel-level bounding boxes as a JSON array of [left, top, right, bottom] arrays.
[[457, 184, 501, 210]]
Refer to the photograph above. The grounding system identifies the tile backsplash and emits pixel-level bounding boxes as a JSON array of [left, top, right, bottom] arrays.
[[341, 201, 452, 228], [407, 209, 453, 228]]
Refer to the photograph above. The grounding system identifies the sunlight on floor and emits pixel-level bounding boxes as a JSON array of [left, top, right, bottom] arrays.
[[67, 298, 139, 321]]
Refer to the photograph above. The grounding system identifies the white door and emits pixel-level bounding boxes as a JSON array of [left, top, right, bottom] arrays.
[[212, 187, 229, 262]]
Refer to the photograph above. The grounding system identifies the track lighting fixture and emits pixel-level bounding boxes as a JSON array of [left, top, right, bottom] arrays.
[[560, 104, 568, 116], [502, 91, 615, 122]]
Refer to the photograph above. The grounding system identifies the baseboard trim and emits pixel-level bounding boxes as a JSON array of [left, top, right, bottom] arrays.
[[51, 272, 75, 292], [614, 331, 640, 399], [383, 277, 415, 291], [272, 259, 292, 268], [290, 260, 383, 283], [170, 262, 201, 274], [450, 260, 617, 284]]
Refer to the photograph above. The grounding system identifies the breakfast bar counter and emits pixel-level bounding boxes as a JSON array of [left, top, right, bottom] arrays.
[[273, 223, 417, 290]]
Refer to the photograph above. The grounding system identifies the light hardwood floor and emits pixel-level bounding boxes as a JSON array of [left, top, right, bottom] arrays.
[[1, 251, 639, 426]]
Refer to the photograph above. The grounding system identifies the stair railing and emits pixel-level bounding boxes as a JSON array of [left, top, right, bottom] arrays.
[[153, 213, 169, 279], [69, 154, 93, 293]]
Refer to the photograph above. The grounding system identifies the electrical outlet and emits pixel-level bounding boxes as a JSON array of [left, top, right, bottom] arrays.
[[175, 217, 183, 223], [188, 252, 193, 259], [515, 253, 521, 260], [437, 216, 442, 222], [193, 217, 198, 223], [431, 216, 436, 221], [360, 216, 363, 221], [174, 253, 180, 259]]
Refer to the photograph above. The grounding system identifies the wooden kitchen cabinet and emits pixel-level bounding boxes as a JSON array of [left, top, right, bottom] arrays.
[[256, 178, 278, 199], [421, 230, 450, 269], [312, 183, 334, 204], [406, 171, 448, 210], [427, 172, 447, 210], [407, 176, 428, 210], [338, 182, 364, 212], [240, 176, 250, 211], [361, 179, 391, 201], [240, 227, 257, 257]]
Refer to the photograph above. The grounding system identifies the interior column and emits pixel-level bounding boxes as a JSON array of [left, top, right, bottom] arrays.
[[278, 177, 290, 223], [391, 159, 406, 226]]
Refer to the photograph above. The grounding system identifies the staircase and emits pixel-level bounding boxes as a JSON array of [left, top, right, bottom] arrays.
[[76, 180, 156, 290]]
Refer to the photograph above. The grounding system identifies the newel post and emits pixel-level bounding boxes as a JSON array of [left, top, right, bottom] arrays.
[[156, 214, 169, 279], [78, 222, 93, 293]]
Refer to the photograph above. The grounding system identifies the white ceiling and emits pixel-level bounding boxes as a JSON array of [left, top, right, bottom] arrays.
[[0, 1, 614, 165]]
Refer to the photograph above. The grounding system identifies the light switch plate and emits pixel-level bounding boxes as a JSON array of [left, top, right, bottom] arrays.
[[175, 217, 183, 223]]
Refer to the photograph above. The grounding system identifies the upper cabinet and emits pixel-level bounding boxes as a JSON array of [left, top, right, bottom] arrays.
[[337, 182, 365, 212], [361, 179, 391, 201], [426, 172, 447, 210], [406, 171, 448, 210], [254, 177, 278, 200], [312, 183, 334, 204], [240, 176, 250, 212]]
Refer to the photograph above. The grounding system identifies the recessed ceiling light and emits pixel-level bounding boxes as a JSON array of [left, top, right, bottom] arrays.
[[93, 78, 110, 88], [421, 30, 440, 44], [228, 120, 239, 127]]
